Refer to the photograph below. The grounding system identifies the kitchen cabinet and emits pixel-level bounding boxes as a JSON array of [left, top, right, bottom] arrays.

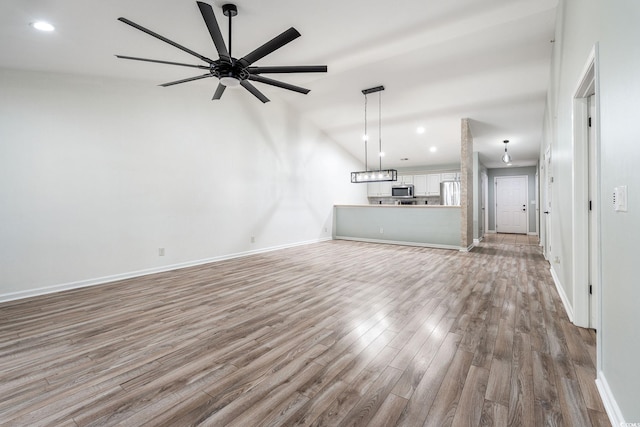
[[398, 175, 414, 185], [440, 171, 460, 181], [367, 182, 379, 197], [367, 181, 392, 197], [426, 174, 441, 196], [414, 174, 428, 196], [380, 181, 392, 196]]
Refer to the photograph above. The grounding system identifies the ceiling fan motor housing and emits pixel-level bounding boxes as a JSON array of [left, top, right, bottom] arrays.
[[213, 61, 249, 81], [222, 4, 237, 17]]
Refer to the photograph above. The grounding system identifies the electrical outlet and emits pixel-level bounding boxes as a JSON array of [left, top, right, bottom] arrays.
[[250, 236, 255, 243], [379, 227, 384, 234], [158, 248, 165, 256], [554, 256, 560, 264], [323, 227, 328, 233]]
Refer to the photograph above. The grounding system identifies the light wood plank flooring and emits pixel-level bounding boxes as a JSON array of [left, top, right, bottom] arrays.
[[0, 237, 610, 426], [482, 233, 539, 246]]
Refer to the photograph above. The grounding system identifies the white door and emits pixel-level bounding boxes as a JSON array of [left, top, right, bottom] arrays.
[[588, 95, 598, 328], [544, 147, 552, 259], [495, 176, 528, 234], [482, 172, 488, 238], [478, 172, 487, 238]]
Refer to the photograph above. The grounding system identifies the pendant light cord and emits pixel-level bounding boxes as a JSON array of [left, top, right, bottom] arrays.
[[379, 91, 382, 171], [364, 94, 368, 172]]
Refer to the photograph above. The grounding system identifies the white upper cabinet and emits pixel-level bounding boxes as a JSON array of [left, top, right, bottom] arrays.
[[367, 181, 392, 197], [380, 181, 392, 196], [414, 174, 428, 196], [398, 175, 414, 185], [440, 171, 461, 181], [367, 182, 379, 197], [426, 174, 441, 196]]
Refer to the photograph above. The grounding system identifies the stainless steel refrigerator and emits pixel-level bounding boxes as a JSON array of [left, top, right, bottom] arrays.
[[440, 181, 461, 206]]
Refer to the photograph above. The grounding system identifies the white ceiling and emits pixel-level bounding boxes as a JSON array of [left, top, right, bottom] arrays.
[[0, 0, 557, 170]]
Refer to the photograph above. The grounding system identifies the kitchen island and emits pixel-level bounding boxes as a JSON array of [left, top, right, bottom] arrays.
[[333, 204, 462, 250]]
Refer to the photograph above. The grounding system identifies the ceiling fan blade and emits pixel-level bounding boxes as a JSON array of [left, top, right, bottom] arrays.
[[196, 1, 231, 62], [238, 27, 301, 68], [116, 55, 211, 70], [249, 65, 327, 74], [118, 17, 215, 64], [248, 75, 310, 94], [212, 83, 226, 100], [240, 80, 270, 103], [159, 73, 214, 87]]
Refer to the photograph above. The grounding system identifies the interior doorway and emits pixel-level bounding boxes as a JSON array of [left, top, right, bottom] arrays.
[[481, 172, 488, 239], [543, 147, 552, 260], [588, 94, 598, 328], [495, 175, 528, 234], [572, 46, 600, 332]]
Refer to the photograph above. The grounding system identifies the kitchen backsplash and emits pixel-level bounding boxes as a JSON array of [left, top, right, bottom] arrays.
[[369, 196, 441, 205]]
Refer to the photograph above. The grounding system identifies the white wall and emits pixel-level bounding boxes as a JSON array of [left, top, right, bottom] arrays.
[[598, 0, 640, 421], [542, 0, 640, 422], [0, 69, 367, 299]]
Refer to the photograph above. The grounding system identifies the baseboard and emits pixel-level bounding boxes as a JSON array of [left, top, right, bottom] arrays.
[[595, 371, 625, 426], [550, 265, 574, 322], [460, 243, 475, 252], [527, 232, 539, 236], [0, 237, 332, 303], [473, 236, 484, 245], [334, 236, 461, 251], [486, 230, 496, 234]]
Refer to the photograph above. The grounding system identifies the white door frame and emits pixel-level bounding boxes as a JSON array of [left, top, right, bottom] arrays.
[[571, 45, 601, 340], [535, 169, 539, 238], [494, 175, 529, 234], [542, 147, 552, 260], [482, 172, 489, 237]]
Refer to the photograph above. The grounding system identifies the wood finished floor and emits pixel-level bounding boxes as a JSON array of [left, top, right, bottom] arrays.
[[0, 237, 610, 426]]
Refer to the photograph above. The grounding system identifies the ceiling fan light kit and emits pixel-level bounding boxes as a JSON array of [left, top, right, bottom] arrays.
[[351, 85, 398, 183], [116, 1, 327, 103]]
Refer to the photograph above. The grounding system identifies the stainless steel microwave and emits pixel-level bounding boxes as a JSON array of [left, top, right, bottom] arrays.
[[391, 184, 414, 198]]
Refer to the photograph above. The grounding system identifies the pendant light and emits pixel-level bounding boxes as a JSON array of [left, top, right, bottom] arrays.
[[502, 139, 512, 163], [350, 86, 397, 183]]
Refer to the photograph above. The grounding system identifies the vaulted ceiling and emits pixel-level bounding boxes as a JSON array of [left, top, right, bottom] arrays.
[[0, 0, 557, 169]]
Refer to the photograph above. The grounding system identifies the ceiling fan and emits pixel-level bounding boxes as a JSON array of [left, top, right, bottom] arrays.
[[116, 1, 327, 103]]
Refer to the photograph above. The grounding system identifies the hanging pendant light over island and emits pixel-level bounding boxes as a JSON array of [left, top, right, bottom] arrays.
[[350, 85, 397, 183]]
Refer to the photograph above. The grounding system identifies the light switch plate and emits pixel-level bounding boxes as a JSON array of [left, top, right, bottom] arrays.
[[614, 185, 628, 212]]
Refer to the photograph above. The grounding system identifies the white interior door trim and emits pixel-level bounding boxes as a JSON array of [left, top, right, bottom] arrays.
[[482, 172, 489, 237], [571, 44, 601, 339]]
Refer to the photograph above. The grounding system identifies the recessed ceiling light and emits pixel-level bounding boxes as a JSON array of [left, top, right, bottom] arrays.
[[31, 21, 55, 32], [416, 126, 425, 134], [429, 146, 437, 153], [400, 158, 409, 161]]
